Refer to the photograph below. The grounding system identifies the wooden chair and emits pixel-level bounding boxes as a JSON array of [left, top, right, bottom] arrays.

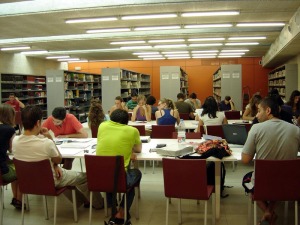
[[85, 155, 140, 225], [162, 158, 215, 225], [252, 159, 300, 225], [13, 159, 78, 225], [151, 125, 175, 139], [206, 125, 225, 139], [172, 132, 202, 139], [224, 111, 241, 120], [179, 113, 190, 120], [130, 125, 146, 136]]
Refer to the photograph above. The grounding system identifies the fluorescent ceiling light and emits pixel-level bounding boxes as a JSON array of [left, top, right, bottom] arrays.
[[192, 56, 216, 59], [228, 37, 266, 40], [68, 60, 89, 63], [148, 39, 185, 43], [1, 46, 30, 51], [188, 38, 225, 41], [138, 55, 163, 58], [143, 57, 166, 60], [218, 55, 242, 58], [46, 56, 70, 59], [162, 51, 189, 54], [21, 50, 48, 55], [182, 11, 239, 17], [134, 25, 181, 31], [221, 49, 249, 52], [66, 17, 118, 23], [87, 28, 131, 33], [192, 53, 217, 56], [132, 52, 160, 55], [189, 43, 223, 47], [192, 50, 218, 53], [185, 24, 232, 29], [219, 53, 245, 55], [164, 54, 190, 57], [167, 57, 191, 59], [122, 14, 177, 20], [110, 41, 146, 45], [120, 46, 152, 50], [58, 58, 80, 61], [236, 23, 285, 27], [154, 44, 187, 48], [225, 42, 259, 46]]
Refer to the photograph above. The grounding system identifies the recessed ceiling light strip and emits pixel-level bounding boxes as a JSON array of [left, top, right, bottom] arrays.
[[1, 46, 30, 51], [148, 39, 185, 43], [221, 49, 249, 52], [185, 24, 232, 28], [138, 55, 163, 58], [132, 52, 160, 55], [188, 38, 225, 41], [236, 23, 285, 27], [87, 28, 131, 33], [192, 50, 219, 53], [134, 25, 181, 31], [182, 11, 239, 17], [154, 44, 187, 48], [228, 37, 266, 40], [189, 43, 223, 47], [225, 42, 259, 46], [122, 14, 177, 20], [21, 50, 48, 55], [120, 46, 152, 50], [110, 41, 146, 45], [66, 17, 118, 23]]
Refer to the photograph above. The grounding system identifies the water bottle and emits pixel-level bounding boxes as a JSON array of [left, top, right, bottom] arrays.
[[177, 119, 186, 144]]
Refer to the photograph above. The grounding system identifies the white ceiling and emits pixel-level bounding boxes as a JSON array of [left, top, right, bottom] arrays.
[[0, 0, 300, 67]]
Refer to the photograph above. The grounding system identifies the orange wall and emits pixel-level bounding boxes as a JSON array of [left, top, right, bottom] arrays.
[[68, 57, 272, 104]]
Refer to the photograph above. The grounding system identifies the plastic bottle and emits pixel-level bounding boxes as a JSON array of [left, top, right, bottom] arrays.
[[177, 119, 186, 144]]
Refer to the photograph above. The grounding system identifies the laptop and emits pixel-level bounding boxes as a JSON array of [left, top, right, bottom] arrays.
[[222, 124, 248, 145]]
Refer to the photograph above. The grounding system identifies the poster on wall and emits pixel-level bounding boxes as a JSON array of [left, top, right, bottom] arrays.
[[161, 73, 169, 80]]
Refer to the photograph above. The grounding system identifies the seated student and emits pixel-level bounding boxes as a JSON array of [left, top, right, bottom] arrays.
[[13, 106, 103, 209], [218, 96, 236, 111], [42, 107, 88, 169], [185, 92, 201, 110], [196, 96, 228, 133], [88, 99, 109, 137], [242, 94, 262, 121], [109, 96, 128, 116], [285, 90, 300, 123], [131, 95, 151, 122], [155, 98, 180, 125], [146, 95, 158, 114], [126, 92, 138, 111], [175, 93, 195, 119]]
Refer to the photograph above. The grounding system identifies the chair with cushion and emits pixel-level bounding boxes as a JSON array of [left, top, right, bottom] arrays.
[[162, 158, 215, 225], [13, 158, 77, 225], [179, 113, 190, 120], [151, 125, 175, 139], [224, 110, 241, 120], [252, 159, 300, 225], [130, 125, 146, 136], [84, 155, 140, 225], [172, 132, 202, 139], [206, 125, 225, 139]]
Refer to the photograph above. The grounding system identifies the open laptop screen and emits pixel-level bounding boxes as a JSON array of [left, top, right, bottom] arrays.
[[222, 124, 248, 145]]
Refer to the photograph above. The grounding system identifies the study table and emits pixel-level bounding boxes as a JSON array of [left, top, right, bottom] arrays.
[[57, 137, 243, 220]]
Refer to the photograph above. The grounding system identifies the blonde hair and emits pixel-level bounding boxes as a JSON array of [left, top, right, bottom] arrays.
[[137, 94, 146, 116], [160, 98, 176, 110]]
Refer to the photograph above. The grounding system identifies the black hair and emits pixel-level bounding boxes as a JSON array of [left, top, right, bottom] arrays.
[[177, 93, 185, 99], [110, 109, 129, 125], [269, 90, 284, 106], [21, 106, 43, 130], [115, 96, 123, 102], [201, 96, 218, 118], [146, 95, 156, 105], [9, 93, 16, 97], [131, 92, 138, 97], [189, 93, 197, 99], [225, 96, 231, 101], [259, 97, 280, 118], [52, 107, 66, 120], [287, 90, 300, 109]]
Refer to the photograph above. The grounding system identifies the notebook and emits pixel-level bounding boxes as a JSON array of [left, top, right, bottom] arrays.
[[222, 124, 248, 145]]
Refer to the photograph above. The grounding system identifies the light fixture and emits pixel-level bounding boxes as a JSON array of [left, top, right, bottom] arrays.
[[121, 14, 177, 20], [138, 55, 163, 58], [120, 46, 152, 50], [189, 43, 223, 47], [68, 60, 89, 63], [182, 11, 239, 17], [225, 42, 259, 45], [132, 52, 160, 55], [167, 57, 191, 59], [218, 55, 242, 58], [192, 50, 219, 53], [188, 38, 225, 41], [164, 54, 190, 57], [154, 44, 187, 48], [110, 41, 146, 45], [219, 52, 245, 55], [148, 39, 185, 43], [162, 51, 189, 54], [184, 24, 232, 28], [57, 58, 80, 61], [21, 50, 48, 55], [143, 57, 166, 60], [221, 49, 249, 52], [1, 46, 30, 51], [134, 25, 181, 31], [192, 53, 217, 56], [228, 37, 266, 40], [236, 23, 285, 27], [86, 28, 131, 33], [65, 17, 118, 23], [46, 56, 70, 59], [192, 56, 216, 59]]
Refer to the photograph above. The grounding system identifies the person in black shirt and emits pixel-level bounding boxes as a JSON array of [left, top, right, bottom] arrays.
[[218, 96, 235, 111]]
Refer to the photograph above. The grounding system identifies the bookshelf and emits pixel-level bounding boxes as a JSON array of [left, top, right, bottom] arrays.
[[0, 73, 47, 118], [46, 70, 101, 123]]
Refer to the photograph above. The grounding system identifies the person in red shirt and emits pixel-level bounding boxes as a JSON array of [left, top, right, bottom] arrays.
[[42, 107, 88, 169], [5, 93, 25, 112]]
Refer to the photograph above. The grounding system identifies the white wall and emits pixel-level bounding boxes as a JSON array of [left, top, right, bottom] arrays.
[[0, 52, 66, 75], [285, 55, 300, 89]]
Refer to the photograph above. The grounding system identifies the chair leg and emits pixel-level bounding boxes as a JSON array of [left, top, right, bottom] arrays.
[[21, 194, 25, 225], [103, 193, 108, 218], [247, 195, 252, 225], [43, 196, 49, 220], [284, 201, 288, 225], [134, 187, 139, 219], [254, 201, 257, 225], [295, 201, 298, 225], [53, 196, 57, 225], [25, 194, 30, 211], [124, 194, 127, 225], [152, 160, 155, 174], [89, 192, 93, 225], [212, 193, 216, 225], [204, 200, 207, 225], [144, 160, 147, 174], [232, 161, 235, 172], [79, 158, 83, 172], [72, 189, 78, 222], [178, 199, 182, 224], [166, 198, 169, 225], [0, 187, 3, 225]]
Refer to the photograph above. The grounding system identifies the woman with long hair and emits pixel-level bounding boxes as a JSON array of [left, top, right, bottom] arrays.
[[88, 99, 108, 137], [155, 98, 180, 125], [131, 95, 151, 122], [286, 90, 300, 117], [242, 94, 262, 121]]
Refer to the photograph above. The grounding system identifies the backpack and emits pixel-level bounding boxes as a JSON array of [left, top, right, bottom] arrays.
[[242, 171, 254, 194]]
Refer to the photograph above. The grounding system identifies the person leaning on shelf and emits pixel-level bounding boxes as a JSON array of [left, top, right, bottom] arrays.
[[109, 96, 128, 116], [42, 107, 88, 170], [5, 93, 25, 112], [218, 96, 236, 111], [131, 95, 151, 122], [242, 94, 262, 121], [126, 92, 138, 111]]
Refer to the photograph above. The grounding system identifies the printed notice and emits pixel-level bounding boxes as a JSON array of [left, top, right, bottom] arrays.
[[112, 75, 119, 81], [102, 76, 109, 81], [232, 72, 240, 78], [162, 73, 169, 80], [47, 77, 53, 83], [223, 73, 230, 79], [56, 77, 62, 82], [171, 73, 179, 80]]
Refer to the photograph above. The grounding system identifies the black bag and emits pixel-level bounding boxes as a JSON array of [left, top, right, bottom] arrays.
[[242, 171, 254, 194]]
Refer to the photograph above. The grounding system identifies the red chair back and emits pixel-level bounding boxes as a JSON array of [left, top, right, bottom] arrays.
[[130, 125, 146, 136], [244, 123, 252, 133], [206, 125, 225, 138], [84, 155, 127, 193], [254, 159, 300, 201], [151, 114, 156, 120], [13, 158, 62, 196], [172, 132, 202, 139], [224, 111, 241, 120], [151, 125, 175, 139], [179, 113, 190, 120], [162, 158, 213, 200]]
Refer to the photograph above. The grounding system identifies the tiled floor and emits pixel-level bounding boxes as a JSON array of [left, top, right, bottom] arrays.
[[2, 159, 295, 225]]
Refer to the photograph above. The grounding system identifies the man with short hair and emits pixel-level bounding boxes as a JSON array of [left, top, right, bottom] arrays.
[[218, 96, 235, 111], [42, 107, 88, 169], [13, 106, 103, 209], [175, 93, 195, 119], [126, 92, 138, 111], [109, 96, 128, 116], [242, 97, 300, 224], [184, 92, 201, 110], [5, 93, 25, 112], [96, 109, 142, 224]]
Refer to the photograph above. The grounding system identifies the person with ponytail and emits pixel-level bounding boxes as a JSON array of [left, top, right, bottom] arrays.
[[155, 98, 180, 125]]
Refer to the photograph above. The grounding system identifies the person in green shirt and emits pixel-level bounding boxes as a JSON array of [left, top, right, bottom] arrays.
[[126, 92, 138, 111], [96, 109, 142, 224]]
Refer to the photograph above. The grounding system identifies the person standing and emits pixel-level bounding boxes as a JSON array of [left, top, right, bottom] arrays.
[[242, 97, 300, 225], [5, 93, 25, 112]]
